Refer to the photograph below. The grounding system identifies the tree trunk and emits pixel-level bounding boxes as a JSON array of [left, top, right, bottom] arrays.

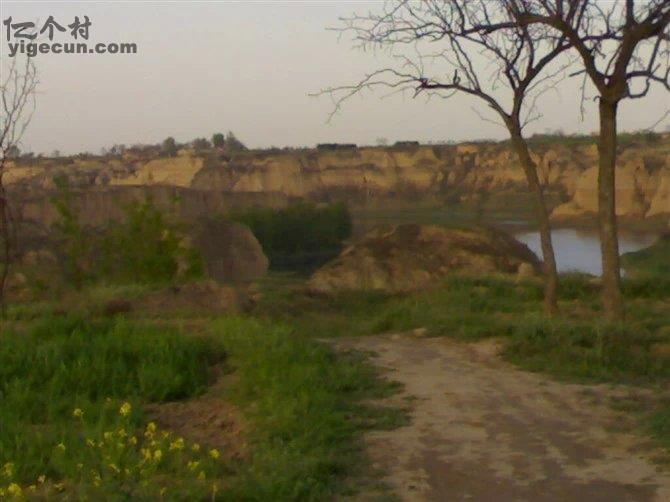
[[597, 98, 623, 322], [509, 128, 559, 315]]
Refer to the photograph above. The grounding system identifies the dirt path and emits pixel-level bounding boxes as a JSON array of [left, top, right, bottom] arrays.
[[334, 334, 670, 502]]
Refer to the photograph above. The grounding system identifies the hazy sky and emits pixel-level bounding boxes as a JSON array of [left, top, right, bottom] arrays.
[[2, 1, 669, 155]]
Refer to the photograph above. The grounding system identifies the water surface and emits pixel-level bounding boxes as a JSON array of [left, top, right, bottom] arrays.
[[514, 228, 659, 275]]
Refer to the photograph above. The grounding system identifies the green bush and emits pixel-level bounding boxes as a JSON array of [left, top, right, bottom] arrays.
[[51, 189, 203, 287], [97, 201, 203, 284], [230, 202, 352, 270]]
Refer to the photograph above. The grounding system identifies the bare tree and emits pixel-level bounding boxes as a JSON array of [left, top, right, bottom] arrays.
[[317, 0, 573, 314], [0, 57, 38, 314], [511, 0, 670, 321]]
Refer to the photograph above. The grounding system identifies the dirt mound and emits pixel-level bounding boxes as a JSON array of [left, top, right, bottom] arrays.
[[193, 220, 268, 284], [146, 372, 245, 461], [137, 280, 246, 315], [308, 224, 540, 293]]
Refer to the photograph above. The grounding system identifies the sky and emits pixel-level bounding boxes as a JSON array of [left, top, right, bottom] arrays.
[[1, 0, 669, 155]]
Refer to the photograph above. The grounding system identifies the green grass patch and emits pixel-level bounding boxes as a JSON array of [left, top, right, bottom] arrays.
[[622, 233, 670, 279], [0, 312, 405, 499], [212, 317, 405, 500], [254, 272, 670, 384], [0, 316, 226, 498]]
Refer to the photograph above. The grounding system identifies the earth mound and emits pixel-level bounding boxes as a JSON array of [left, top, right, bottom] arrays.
[[136, 280, 247, 315], [308, 224, 540, 293], [193, 219, 269, 284]]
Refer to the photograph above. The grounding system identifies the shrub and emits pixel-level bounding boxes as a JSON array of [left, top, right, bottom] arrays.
[[51, 176, 93, 288], [98, 201, 203, 284], [225, 131, 247, 153], [51, 187, 203, 287], [192, 137, 211, 150]]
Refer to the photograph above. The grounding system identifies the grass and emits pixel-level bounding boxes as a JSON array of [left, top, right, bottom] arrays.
[[0, 312, 404, 499], [622, 233, 670, 278], [3, 210, 669, 497], [213, 318, 405, 500], [252, 269, 670, 465], [0, 316, 226, 499], [254, 272, 670, 384]]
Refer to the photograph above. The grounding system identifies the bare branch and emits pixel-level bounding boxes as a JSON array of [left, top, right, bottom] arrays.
[[0, 56, 39, 315]]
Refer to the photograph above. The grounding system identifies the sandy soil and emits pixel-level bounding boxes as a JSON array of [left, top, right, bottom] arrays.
[[145, 370, 246, 462], [334, 334, 670, 502]]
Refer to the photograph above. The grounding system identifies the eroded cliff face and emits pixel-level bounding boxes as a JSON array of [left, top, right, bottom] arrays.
[[6, 136, 670, 226], [550, 145, 670, 220]]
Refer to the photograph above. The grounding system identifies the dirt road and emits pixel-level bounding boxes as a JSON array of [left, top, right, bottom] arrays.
[[335, 334, 670, 502]]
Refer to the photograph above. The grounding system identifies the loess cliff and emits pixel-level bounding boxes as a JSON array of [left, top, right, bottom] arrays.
[[6, 135, 670, 229]]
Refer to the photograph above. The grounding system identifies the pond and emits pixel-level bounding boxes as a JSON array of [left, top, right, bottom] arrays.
[[514, 228, 660, 276]]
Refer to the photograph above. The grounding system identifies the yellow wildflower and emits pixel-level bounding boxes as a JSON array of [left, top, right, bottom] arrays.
[[191, 443, 200, 452], [3, 462, 14, 477], [209, 448, 220, 459], [86, 438, 95, 448], [144, 422, 157, 438], [54, 482, 65, 491], [108, 463, 120, 473], [73, 408, 84, 418], [56, 442, 66, 452], [197, 471, 206, 480], [153, 449, 163, 461], [103, 432, 113, 442], [117, 428, 127, 438], [119, 402, 132, 417], [169, 437, 185, 451], [129, 436, 138, 445], [187, 460, 200, 471], [7, 483, 21, 497]]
